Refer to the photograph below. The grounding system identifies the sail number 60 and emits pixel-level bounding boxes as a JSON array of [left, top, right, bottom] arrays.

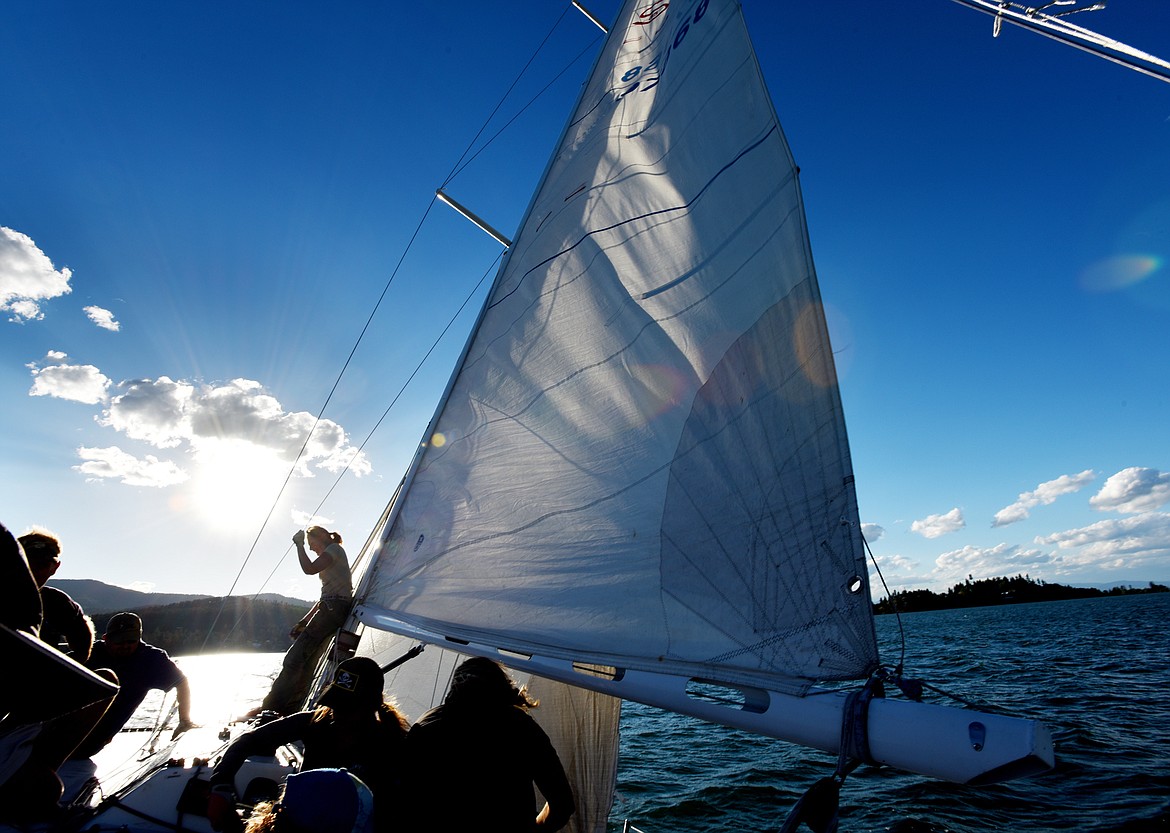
[[620, 0, 710, 90]]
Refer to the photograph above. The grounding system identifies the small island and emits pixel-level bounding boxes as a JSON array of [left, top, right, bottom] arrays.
[[874, 574, 1168, 615]]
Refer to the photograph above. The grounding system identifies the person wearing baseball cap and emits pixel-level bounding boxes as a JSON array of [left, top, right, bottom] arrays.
[[73, 612, 195, 758], [208, 657, 409, 833]]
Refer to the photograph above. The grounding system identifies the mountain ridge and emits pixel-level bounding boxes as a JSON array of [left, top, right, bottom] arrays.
[[48, 578, 312, 615]]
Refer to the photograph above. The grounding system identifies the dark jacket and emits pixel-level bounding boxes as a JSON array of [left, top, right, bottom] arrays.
[[406, 703, 574, 832]]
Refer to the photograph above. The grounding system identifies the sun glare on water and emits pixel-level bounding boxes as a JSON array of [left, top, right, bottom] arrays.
[[190, 440, 290, 531]]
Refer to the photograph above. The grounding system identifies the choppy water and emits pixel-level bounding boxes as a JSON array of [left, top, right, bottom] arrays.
[[612, 594, 1170, 832], [137, 594, 1167, 833]]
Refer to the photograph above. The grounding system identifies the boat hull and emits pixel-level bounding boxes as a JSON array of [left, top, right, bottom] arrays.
[[358, 605, 1054, 785]]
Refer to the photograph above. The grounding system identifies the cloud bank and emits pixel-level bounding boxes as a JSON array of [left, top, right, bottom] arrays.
[[993, 470, 1096, 527], [1090, 467, 1170, 514], [1037, 512, 1170, 570], [933, 542, 1054, 585], [26, 357, 371, 486], [74, 446, 189, 488], [0, 227, 73, 322], [28, 353, 112, 405]]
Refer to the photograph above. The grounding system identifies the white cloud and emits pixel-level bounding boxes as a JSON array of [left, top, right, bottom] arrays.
[[1089, 467, 1170, 514], [291, 509, 334, 528], [861, 523, 884, 542], [911, 508, 965, 539], [933, 542, 1054, 585], [100, 377, 371, 476], [992, 470, 1096, 527], [74, 446, 189, 488], [868, 553, 926, 596], [0, 227, 73, 322], [1036, 512, 1170, 570], [100, 376, 195, 447], [27, 358, 372, 489], [84, 305, 121, 332], [28, 355, 111, 405]]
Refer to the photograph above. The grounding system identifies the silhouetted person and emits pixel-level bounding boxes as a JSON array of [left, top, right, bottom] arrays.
[[259, 526, 353, 715], [19, 529, 94, 661], [74, 612, 193, 758], [209, 657, 407, 833], [406, 657, 574, 832], [0, 523, 116, 825]]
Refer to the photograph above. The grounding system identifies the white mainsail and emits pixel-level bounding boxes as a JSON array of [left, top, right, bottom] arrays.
[[360, 0, 876, 695]]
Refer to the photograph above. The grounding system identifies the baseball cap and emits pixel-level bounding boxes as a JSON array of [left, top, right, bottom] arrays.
[[105, 612, 143, 644], [316, 657, 384, 711]]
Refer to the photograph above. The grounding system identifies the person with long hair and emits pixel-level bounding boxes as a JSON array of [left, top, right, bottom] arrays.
[[259, 526, 353, 715], [406, 657, 575, 832], [208, 657, 408, 833]]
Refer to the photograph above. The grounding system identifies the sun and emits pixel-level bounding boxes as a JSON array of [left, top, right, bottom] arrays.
[[189, 440, 291, 532]]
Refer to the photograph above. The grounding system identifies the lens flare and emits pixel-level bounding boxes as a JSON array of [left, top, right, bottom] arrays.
[[1079, 255, 1161, 292]]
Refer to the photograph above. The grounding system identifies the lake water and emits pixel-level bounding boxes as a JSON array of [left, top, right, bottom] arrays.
[[131, 594, 1167, 833], [613, 593, 1170, 833]]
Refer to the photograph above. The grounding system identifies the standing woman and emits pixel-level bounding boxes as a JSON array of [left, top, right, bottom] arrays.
[[260, 526, 352, 715]]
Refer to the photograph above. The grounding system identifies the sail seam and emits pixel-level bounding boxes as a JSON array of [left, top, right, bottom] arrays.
[[485, 123, 781, 313]]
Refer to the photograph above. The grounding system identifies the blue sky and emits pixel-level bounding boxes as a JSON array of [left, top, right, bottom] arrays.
[[1, 1, 1167, 602]]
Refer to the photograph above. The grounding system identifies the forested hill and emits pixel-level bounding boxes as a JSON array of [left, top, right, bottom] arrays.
[[875, 575, 1168, 615], [89, 597, 311, 656], [48, 578, 309, 616]]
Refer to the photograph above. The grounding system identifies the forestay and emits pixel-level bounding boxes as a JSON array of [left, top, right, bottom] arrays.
[[360, 0, 877, 699]]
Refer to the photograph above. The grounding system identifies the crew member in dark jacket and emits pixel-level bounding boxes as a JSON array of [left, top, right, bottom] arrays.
[[406, 657, 575, 833], [19, 529, 94, 661], [208, 656, 409, 833]]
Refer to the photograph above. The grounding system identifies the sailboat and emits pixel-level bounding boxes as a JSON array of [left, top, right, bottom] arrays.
[[7, 0, 1100, 830], [327, 0, 1056, 828]]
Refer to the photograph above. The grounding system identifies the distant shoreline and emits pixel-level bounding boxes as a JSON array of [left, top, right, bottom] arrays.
[[874, 575, 1168, 615]]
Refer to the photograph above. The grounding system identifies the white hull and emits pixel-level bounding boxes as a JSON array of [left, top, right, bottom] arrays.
[[36, 726, 300, 833], [357, 605, 1053, 785]]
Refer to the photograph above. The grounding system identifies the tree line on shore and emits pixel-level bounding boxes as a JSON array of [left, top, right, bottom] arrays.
[[92, 597, 309, 655], [874, 574, 1169, 615]]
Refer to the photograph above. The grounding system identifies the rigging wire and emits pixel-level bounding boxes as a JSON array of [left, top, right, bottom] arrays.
[[216, 250, 503, 643], [443, 34, 605, 187], [864, 534, 1041, 721], [440, 4, 574, 187], [204, 2, 603, 649], [198, 199, 437, 651], [862, 531, 907, 674]]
